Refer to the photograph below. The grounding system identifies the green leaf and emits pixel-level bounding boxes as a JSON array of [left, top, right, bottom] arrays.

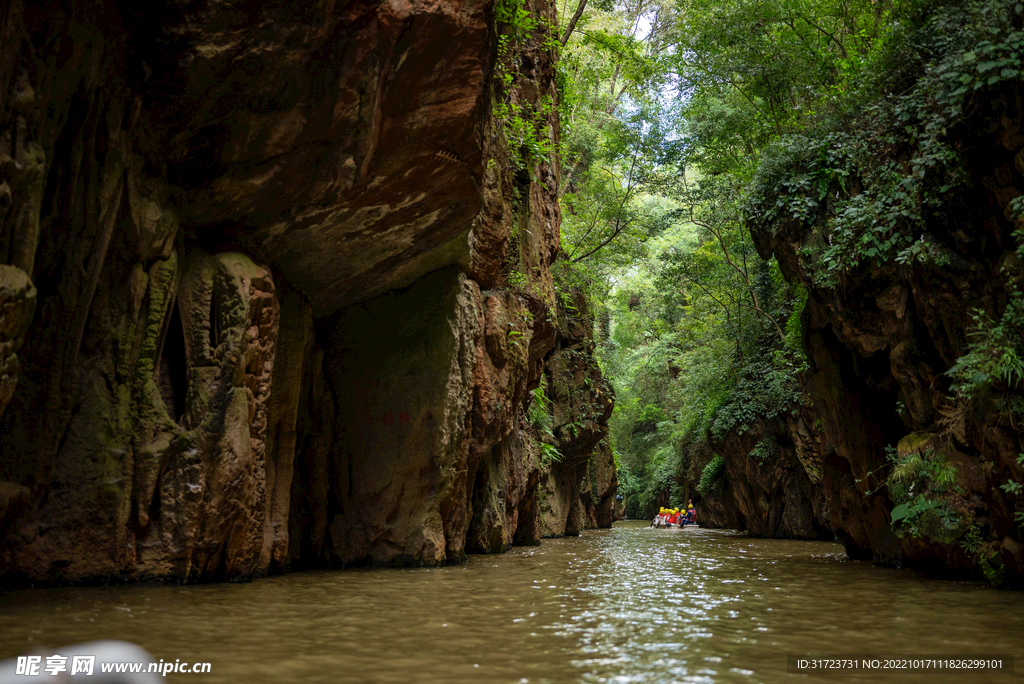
[[890, 503, 911, 522], [1000, 480, 1024, 495]]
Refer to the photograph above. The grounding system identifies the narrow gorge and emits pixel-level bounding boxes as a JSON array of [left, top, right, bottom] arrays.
[[3, 1, 1024, 681], [2, 0, 1024, 595]]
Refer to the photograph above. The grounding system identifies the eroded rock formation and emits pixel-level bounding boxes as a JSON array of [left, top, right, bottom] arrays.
[[538, 289, 616, 538], [700, 408, 832, 540], [0, 0, 615, 584], [748, 78, 1024, 580]]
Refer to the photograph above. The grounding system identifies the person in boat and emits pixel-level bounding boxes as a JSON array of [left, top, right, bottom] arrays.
[[683, 500, 696, 524], [659, 507, 674, 527], [652, 507, 665, 527]]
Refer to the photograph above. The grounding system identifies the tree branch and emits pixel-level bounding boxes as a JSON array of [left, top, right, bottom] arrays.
[[571, 151, 640, 263], [561, 0, 589, 45]]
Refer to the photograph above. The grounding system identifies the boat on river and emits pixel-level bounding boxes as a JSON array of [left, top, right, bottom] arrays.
[[650, 520, 699, 530], [651, 506, 698, 529]]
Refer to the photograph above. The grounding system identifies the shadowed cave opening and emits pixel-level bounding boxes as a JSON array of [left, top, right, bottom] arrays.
[[157, 303, 188, 422]]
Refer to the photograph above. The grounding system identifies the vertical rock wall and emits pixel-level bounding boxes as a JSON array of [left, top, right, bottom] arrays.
[[702, 410, 832, 540], [538, 288, 616, 537], [653, 407, 831, 541], [748, 76, 1024, 579], [321, 268, 478, 566], [0, 0, 615, 583]]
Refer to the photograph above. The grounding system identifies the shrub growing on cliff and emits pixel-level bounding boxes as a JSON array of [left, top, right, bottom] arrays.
[[745, 0, 1024, 287], [492, 0, 560, 179], [529, 384, 554, 433], [749, 435, 779, 466], [710, 353, 804, 438], [947, 290, 1024, 398], [698, 454, 726, 495], [529, 382, 564, 464], [885, 444, 966, 546]]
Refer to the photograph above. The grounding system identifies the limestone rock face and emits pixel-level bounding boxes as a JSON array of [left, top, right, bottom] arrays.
[[143, 0, 493, 316], [588, 440, 620, 528], [538, 288, 616, 537], [0, 0, 616, 583], [0, 265, 35, 419], [707, 413, 832, 540], [322, 268, 478, 566], [749, 83, 1024, 579], [466, 431, 539, 553], [1, 245, 281, 582], [142, 251, 280, 580]]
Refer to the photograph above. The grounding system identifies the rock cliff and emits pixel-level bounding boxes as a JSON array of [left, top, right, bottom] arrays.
[[700, 407, 832, 540], [745, 3, 1024, 583], [0, 0, 615, 584], [654, 405, 831, 542]]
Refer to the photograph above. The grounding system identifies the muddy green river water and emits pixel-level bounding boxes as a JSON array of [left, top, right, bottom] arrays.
[[1, 521, 1021, 683]]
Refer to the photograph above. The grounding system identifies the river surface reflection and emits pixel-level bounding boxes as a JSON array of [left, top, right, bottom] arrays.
[[1, 521, 1021, 683]]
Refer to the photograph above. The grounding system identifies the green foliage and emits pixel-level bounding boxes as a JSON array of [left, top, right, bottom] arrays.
[[1007, 454, 1024, 530], [529, 384, 554, 433], [960, 522, 985, 555], [698, 455, 726, 495], [529, 381, 563, 465], [560, 0, 877, 512], [885, 445, 966, 545], [947, 292, 1024, 399], [554, 0, 1019, 518], [557, 287, 578, 314], [749, 435, 779, 466], [539, 441, 564, 464], [746, 0, 1024, 287], [670, 0, 898, 174], [1000, 480, 1023, 496], [783, 285, 808, 354], [961, 523, 1006, 587], [492, 0, 560, 179], [493, 91, 556, 178], [496, 0, 540, 43], [710, 354, 804, 438], [554, 0, 680, 298]]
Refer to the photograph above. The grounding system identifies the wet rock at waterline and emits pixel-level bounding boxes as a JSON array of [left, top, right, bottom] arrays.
[[706, 411, 832, 541], [322, 269, 478, 566]]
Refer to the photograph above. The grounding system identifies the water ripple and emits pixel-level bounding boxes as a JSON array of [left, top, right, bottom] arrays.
[[0, 522, 1022, 683]]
